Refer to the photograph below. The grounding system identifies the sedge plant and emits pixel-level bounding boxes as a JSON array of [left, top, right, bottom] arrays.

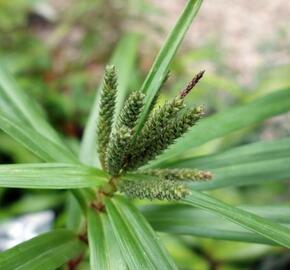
[[0, 0, 290, 269]]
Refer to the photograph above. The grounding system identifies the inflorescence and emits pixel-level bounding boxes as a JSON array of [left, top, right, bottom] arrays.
[[96, 66, 212, 201]]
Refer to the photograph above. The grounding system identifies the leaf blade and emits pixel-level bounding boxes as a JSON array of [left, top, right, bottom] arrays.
[[0, 113, 77, 163], [164, 138, 290, 190], [192, 157, 290, 190], [166, 137, 290, 169], [0, 163, 106, 189], [88, 209, 127, 270], [0, 66, 72, 153], [105, 196, 178, 270], [0, 229, 86, 270], [183, 190, 290, 248], [143, 204, 290, 245]]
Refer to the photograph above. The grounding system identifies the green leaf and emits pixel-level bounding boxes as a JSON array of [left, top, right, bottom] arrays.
[[105, 196, 178, 270], [66, 193, 83, 230], [0, 66, 71, 152], [88, 209, 127, 270], [143, 204, 290, 245], [0, 163, 107, 189], [0, 66, 45, 129], [80, 33, 140, 167], [147, 88, 290, 167], [164, 137, 290, 190], [167, 137, 290, 169], [183, 190, 290, 248], [192, 157, 290, 190], [0, 229, 86, 270], [0, 113, 77, 163], [135, 0, 203, 133]]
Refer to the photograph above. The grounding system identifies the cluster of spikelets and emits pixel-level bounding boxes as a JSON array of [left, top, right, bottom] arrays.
[[96, 65, 212, 201]]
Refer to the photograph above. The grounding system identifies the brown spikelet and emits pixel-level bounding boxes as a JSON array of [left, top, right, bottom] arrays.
[[180, 70, 205, 98]]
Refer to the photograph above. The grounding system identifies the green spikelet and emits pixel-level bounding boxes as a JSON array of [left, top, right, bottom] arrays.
[[116, 91, 145, 129], [106, 126, 132, 176], [97, 65, 118, 169], [149, 97, 185, 128], [140, 168, 212, 181], [126, 105, 204, 170], [119, 179, 190, 200], [124, 71, 205, 171], [106, 91, 144, 176], [131, 96, 185, 151]]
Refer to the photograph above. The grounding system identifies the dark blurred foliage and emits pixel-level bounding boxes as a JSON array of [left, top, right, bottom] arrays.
[[0, 0, 130, 139]]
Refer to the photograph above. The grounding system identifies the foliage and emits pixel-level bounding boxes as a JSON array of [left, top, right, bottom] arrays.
[[0, 0, 290, 269]]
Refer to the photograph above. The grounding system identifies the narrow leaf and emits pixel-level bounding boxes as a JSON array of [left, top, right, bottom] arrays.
[[88, 209, 127, 270], [183, 190, 290, 248], [135, 0, 203, 133], [0, 163, 106, 189], [165, 138, 290, 190], [147, 88, 290, 167], [0, 229, 86, 270], [167, 137, 290, 169], [66, 193, 82, 230], [0, 113, 77, 163], [0, 66, 46, 130], [191, 157, 290, 190], [143, 204, 290, 245], [105, 196, 178, 270], [0, 66, 72, 153]]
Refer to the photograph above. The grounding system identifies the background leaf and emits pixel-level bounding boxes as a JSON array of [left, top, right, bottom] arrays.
[[167, 137, 290, 169], [183, 190, 290, 248], [0, 229, 86, 270], [192, 157, 290, 190], [143, 204, 290, 245], [0, 66, 72, 153], [88, 209, 127, 270], [0, 163, 106, 189], [0, 113, 77, 163], [163, 137, 290, 190], [66, 193, 83, 230], [105, 196, 178, 270]]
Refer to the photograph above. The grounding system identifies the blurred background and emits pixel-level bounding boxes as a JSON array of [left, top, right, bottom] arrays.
[[0, 0, 289, 269]]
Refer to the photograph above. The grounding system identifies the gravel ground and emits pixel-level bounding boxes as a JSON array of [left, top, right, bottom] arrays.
[[38, 0, 290, 86], [149, 0, 290, 85]]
